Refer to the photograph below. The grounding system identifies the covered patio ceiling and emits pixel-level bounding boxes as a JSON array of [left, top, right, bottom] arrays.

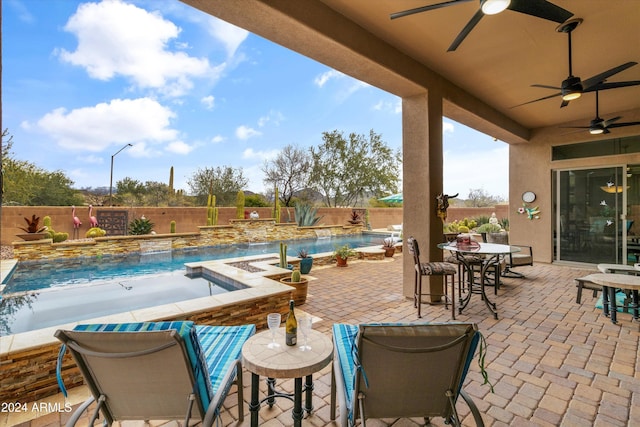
[[182, 0, 639, 145]]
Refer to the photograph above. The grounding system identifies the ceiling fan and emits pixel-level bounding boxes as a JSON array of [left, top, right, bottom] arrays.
[[513, 19, 640, 108], [390, 0, 573, 52], [561, 90, 640, 135]]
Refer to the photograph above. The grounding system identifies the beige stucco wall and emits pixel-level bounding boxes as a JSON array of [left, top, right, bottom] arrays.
[[509, 121, 640, 263]]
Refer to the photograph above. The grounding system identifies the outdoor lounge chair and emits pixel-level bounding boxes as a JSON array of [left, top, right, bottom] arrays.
[[55, 321, 255, 426], [330, 322, 487, 427]]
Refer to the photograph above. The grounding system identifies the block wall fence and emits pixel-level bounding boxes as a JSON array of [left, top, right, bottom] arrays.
[[1, 205, 508, 246]]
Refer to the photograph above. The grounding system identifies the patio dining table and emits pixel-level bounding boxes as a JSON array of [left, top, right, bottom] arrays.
[[438, 242, 520, 319]]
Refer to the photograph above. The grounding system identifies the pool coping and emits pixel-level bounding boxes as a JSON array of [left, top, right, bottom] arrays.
[[0, 242, 390, 355]]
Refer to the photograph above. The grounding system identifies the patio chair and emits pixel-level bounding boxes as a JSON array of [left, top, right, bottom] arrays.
[[55, 321, 255, 426], [330, 322, 486, 427], [407, 236, 457, 319], [486, 231, 533, 278]]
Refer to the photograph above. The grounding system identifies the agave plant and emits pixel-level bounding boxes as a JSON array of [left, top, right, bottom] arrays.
[[294, 203, 323, 227], [18, 214, 47, 233], [129, 216, 154, 235]]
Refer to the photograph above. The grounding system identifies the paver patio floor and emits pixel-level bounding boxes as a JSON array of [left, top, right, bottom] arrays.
[[4, 255, 639, 426]]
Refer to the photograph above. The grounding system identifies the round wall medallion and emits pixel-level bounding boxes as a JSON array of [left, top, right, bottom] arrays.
[[522, 191, 536, 203]]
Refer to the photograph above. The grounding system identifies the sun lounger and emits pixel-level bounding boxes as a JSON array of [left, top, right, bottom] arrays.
[[55, 321, 255, 426]]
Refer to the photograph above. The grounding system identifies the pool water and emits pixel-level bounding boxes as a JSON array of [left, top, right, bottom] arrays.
[[2, 234, 383, 294], [0, 272, 244, 335], [0, 234, 387, 335]]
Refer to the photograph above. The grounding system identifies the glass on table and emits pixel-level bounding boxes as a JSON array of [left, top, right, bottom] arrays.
[[267, 313, 281, 348], [298, 315, 313, 351]]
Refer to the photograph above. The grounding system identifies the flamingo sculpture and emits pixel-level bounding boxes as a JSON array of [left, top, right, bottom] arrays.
[[88, 205, 98, 227], [72, 205, 82, 239]]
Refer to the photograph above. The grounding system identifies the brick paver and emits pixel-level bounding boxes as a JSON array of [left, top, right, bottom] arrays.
[[2, 256, 639, 426]]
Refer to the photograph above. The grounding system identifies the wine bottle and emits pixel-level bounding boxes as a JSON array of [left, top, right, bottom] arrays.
[[285, 299, 297, 346]]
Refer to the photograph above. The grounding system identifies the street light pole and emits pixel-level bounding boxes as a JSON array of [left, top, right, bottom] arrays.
[[109, 143, 133, 206]]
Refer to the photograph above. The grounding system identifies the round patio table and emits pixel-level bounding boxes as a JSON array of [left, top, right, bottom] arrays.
[[438, 242, 520, 319], [242, 327, 333, 427]]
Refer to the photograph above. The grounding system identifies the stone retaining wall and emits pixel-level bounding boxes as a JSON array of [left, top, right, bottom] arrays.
[[11, 219, 363, 262], [1, 293, 291, 403]]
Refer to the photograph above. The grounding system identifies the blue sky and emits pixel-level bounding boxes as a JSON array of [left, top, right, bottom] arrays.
[[2, 0, 509, 199]]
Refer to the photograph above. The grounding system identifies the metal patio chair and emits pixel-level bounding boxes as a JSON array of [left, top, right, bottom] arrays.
[[55, 321, 255, 426], [330, 322, 487, 427]]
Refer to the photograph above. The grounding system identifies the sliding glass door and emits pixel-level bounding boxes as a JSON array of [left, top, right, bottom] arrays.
[[553, 166, 627, 264]]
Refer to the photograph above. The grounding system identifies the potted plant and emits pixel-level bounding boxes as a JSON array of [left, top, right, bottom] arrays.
[[476, 223, 502, 243], [333, 244, 357, 267], [16, 214, 48, 241], [279, 270, 309, 305], [297, 248, 313, 274], [381, 237, 396, 257]]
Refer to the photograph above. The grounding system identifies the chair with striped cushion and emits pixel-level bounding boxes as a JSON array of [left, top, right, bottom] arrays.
[[55, 321, 255, 426], [330, 322, 486, 427], [407, 236, 457, 319]]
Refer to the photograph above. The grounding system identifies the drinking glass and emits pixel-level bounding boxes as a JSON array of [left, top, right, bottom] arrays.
[[267, 313, 281, 348], [299, 315, 313, 351]]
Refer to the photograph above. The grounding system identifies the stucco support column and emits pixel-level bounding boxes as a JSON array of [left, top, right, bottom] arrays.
[[402, 90, 444, 301]]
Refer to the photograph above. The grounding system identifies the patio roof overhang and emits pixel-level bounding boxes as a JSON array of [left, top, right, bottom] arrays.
[[181, 0, 640, 144]]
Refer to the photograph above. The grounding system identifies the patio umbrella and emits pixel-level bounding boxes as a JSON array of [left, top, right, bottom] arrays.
[[379, 193, 403, 203]]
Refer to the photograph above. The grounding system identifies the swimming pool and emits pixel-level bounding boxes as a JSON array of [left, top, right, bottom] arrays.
[[0, 234, 387, 335]]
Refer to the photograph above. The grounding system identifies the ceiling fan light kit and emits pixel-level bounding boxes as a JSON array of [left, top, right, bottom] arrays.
[[480, 0, 511, 15], [561, 76, 583, 101]]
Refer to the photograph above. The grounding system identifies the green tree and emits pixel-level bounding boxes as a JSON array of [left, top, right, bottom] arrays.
[[187, 166, 248, 206], [144, 180, 170, 206], [116, 177, 145, 206], [309, 130, 400, 207], [262, 144, 311, 207], [1, 129, 83, 206], [245, 193, 269, 207]]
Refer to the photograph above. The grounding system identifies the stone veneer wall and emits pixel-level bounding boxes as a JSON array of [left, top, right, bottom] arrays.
[[1, 293, 291, 403], [11, 219, 364, 262]]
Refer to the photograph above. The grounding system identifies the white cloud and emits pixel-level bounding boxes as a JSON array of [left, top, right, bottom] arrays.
[[78, 154, 104, 164], [205, 17, 249, 58], [166, 140, 195, 154], [372, 99, 402, 114], [211, 135, 225, 144], [7, 0, 35, 23], [242, 148, 279, 160], [443, 120, 455, 133], [57, 0, 220, 97], [258, 110, 284, 127], [33, 97, 177, 152], [314, 69, 343, 87], [201, 95, 215, 110], [235, 125, 261, 140]]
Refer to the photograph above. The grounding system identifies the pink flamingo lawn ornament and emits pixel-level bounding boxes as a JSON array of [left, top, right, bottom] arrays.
[[88, 205, 98, 227], [72, 205, 82, 239]]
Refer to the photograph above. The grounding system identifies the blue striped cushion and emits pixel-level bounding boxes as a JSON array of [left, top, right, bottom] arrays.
[[195, 324, 256, 401], [332, 323, 359, 413], [72, 322, 211, 408], [70, 322, 255, 413]]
